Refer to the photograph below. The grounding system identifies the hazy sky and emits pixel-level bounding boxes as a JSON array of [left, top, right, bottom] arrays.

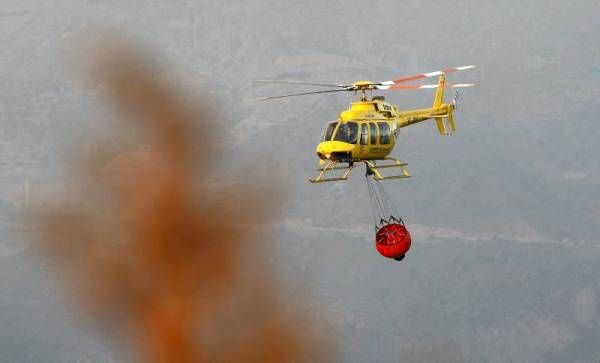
[[1, 1, 599, 362]]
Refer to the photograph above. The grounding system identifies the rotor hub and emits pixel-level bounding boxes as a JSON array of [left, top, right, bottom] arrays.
[[351, 81, 377, 91]]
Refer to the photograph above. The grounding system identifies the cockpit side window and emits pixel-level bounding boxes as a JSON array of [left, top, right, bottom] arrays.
[[378, 122, 391, 144], [321, 122, 338, 141], [333, 122, 358, 144], [369, 123, 377, 144], [360, 123, 368, 145]]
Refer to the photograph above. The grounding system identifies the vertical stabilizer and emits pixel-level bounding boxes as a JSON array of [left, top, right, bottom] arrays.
[[432, 73, 446, 108], [433, 74, 449, 134]]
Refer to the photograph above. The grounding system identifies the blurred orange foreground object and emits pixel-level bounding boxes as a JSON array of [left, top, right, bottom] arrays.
[[34, 37, 329, 363]]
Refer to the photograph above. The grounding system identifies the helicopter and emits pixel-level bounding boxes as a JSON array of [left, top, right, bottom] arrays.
[[256, 65, 476, 183]]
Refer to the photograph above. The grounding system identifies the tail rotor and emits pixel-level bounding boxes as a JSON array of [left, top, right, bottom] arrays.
[[452, 90, 460, 109]]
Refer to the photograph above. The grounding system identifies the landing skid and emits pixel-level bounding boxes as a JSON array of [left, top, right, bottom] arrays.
[[364, 157, 411, 181], [308, 160, 356, 183], [309, 157, 411, 183]]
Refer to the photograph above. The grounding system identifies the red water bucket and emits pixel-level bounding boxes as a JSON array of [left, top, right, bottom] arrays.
[[375, 223, 411, 261]]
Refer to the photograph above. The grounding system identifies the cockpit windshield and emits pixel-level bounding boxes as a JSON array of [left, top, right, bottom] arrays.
[[333, 122, 358, 144], [321, 122, 338, 141]]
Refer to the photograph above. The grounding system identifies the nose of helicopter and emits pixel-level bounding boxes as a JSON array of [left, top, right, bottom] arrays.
[[316, 141, 355, 160]]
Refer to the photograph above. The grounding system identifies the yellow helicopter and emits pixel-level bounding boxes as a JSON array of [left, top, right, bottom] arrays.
[[256, 65, 475, 183]]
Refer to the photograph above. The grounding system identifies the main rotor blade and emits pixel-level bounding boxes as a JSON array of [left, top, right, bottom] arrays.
[[378, 65, 476, 85], [254, 88, 349, 101], [254, 80, 347, 88], [376, 83, 475, 90]]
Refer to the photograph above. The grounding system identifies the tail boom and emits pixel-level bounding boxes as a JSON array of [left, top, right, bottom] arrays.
[[396, 74, 458, 135]]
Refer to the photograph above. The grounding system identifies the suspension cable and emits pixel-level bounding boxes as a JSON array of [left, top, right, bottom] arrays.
[[365, 169, 402, 230]]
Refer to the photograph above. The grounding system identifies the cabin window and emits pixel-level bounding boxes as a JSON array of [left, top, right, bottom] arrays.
[[378, 122, 391, 144], [360, 124, 368, 145], [321, 122, 338, 141], [333, 122, 358, 144], [369, 123, 377, 144]]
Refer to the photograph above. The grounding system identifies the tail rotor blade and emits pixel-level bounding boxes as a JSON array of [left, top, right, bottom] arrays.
[[452, 90, 460, 107]]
